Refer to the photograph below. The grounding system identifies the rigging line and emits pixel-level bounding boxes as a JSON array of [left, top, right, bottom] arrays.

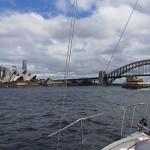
[[75, 0, 140, 146], [90, 117, 120, 150], [83, 105, 128, 148], [71, 107, 122, 150], [92, 0, 139, 147], [19, 118, 81, 150], [90, 104, 144, 149], [66, 1, 77, 79], [99, 0, 139, 85], [65, 0, 76, 81], [18, 104, 144, 150], [90, 111, 123, 150], [94, 1, 140, 141], [57, 0, 78, 149], [83, 116, 117, 143]]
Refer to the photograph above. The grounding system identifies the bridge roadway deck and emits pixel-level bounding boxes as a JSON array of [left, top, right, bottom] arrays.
[[54, 77, 99, 82], [54, 74, 150, 82]]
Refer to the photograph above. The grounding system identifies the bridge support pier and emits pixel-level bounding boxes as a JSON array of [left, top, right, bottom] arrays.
[[99, 71, 107, 85]]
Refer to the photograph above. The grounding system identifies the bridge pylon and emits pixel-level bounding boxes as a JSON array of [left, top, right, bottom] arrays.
[[99, 71, 107, 85]]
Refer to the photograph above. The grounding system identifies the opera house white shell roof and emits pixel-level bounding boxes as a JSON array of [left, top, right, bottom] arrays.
[[3, 69, 36, 83]]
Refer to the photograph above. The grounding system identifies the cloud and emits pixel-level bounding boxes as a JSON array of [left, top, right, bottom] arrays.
[[74, 0, 97, 11], [0, 1, 150, 80], [55, 0, 69, 13]]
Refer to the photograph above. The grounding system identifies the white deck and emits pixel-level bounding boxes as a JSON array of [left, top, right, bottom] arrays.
[[102, 132, 150, 150]]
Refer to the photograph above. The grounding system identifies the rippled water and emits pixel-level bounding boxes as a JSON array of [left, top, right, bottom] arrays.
[[1, 86, 150, 150]]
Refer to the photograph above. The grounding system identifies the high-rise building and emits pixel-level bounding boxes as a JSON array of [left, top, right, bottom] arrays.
[[1, 66, 10, 82], [0, 65, 10, 79], [22, 60, 27, 73], [4, 67, 10, 77]]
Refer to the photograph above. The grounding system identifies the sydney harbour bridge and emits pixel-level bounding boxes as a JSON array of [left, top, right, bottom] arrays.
[[58, 59, 150, 85]]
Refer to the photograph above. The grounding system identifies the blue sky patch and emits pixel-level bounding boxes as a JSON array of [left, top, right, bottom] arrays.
[[0, 0, 94, 19]]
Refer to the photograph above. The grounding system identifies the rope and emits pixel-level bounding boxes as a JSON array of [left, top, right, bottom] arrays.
[[127, 139, 150, 150], [86, 92, 140, 149], [88, 1, 140, 148], [91, 0, 140, 146], [72, 111, 121, 150], [99, 0, 139, 85], [83, 103, 147, 150], [90, 108, 124, 150], [89, 103, 147, 150], [90, 118, 117, 150], [71, 113, 106, 150], [18, 113, 104, 150], [18, 103, 147, 150], [57, 0, 77, 149], [71, 104, 150, 150], [71, 0, 140, 148], [71, 106, 123, 150], [48, 114, 104, 138], [86, 103, 142, 150], [17, 0, 150, 149]]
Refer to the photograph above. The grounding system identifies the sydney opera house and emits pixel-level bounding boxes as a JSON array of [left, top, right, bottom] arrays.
[[0, 60, 37, 86]]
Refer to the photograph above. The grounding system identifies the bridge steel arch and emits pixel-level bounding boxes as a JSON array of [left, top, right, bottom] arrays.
[[105, 59, 150, 84]]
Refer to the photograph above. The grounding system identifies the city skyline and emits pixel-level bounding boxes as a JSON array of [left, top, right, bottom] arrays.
[[0, 60, 37, 82]]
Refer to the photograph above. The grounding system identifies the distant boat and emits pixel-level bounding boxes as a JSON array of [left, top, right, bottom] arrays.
[[122, 76, 150, 89]]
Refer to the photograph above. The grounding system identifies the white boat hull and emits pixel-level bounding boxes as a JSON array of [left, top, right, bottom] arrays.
[[102, 132, 150, 150]]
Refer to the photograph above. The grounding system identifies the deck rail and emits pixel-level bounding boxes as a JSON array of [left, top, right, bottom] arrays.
[[20, 102, 149, 150]]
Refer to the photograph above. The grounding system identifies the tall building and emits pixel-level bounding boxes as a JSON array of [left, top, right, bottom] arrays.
[[2, 67, 10, 83], [5, 68, 10, 77], [0, 65, 10, 80], [22, 60, 27, 73]]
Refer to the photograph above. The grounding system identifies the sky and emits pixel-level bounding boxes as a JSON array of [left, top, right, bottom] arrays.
[[0, 0, 150, 80]]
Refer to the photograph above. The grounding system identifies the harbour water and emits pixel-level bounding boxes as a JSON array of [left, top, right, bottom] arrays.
[[1, 86, 150, 150]]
